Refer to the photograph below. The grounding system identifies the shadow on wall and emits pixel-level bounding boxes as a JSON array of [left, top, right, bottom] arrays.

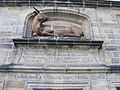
[[23, 9, 91, 39]]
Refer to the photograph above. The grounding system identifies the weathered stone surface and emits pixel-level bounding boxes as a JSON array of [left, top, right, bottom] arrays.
[[7, 73, 117, 81], [5, 81, 25, 88], [1, 6, 120, 65], [17, 48, 100, 66], [0, 81, 3, 88], [4, 88, 25, 90], [0, 5, 120, 90]]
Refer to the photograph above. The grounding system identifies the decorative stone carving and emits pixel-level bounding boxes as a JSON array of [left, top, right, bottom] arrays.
[[32, 7, 84, 38], [32, 7, 54, 37]]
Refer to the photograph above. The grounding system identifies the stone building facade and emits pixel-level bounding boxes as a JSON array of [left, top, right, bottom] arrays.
[[0, 0, 120, 90]]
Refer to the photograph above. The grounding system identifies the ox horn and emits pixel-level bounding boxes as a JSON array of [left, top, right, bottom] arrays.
[[33, 6, 40, 13]]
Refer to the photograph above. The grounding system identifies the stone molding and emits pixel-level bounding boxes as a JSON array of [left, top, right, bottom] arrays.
[[26, 81, 89, 90], [0, 0, 120, 7], [13, 38, 103, 49], [0, 64, 112, 73]]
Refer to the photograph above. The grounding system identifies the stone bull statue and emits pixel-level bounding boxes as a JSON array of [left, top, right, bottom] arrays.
[[32, 7, 84, 38], [32, 7, 54, 36]]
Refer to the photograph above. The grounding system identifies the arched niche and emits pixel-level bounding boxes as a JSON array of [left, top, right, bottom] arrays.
[[13, 10, 103, 49], [23, 9, 91, 39]]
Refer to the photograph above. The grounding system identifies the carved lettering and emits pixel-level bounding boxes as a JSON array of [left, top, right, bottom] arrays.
[[8, 74, 107, 81]]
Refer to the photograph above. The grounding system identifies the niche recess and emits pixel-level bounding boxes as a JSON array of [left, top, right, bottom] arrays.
[[23, 9, 90, 38], [13, 9, 103, 48]]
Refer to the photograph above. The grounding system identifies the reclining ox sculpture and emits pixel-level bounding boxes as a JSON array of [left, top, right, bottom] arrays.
[[32, 7, 84, 38], [32, 7, 54, 36]]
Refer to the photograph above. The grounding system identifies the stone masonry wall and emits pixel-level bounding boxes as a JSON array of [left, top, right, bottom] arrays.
[[0, 6, 120, 90]]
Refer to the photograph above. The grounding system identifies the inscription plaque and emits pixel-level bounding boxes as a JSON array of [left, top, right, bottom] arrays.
[[17, 48, 99, 66], [8, 73, 108, 81]]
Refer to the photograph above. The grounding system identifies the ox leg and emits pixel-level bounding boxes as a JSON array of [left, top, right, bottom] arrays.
[[41, 31, 54, 36], [62, 33, 81, 37]]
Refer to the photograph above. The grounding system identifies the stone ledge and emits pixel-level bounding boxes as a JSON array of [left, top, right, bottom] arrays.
[[0, 63, 111, 73], [13, 38, 103, 49], [109, 65, 120, 73]]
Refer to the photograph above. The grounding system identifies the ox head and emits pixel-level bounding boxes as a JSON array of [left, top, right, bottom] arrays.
[[33, 6, 48, 22]]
